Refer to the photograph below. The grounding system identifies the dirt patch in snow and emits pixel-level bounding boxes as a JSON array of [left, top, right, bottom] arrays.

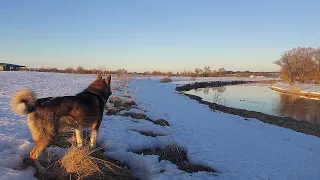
[[132, 130, 166, 137], [117, 112, 171, 127], [135, 144, 216, 174], [122, 112, 152, 121], [153, 119, 170, 126]]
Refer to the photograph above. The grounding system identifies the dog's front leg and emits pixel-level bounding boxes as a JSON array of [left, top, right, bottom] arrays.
[[89, 129, 98, 148], [75, 129, 83, 147]]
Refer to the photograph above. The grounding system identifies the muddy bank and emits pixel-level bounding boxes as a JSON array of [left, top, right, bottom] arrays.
[[175, 80, 280, 92], [182, 93, 320, 137], [175, 81, 251, 91], [176, 81, 320, 137], [270, 86, 320, 99]]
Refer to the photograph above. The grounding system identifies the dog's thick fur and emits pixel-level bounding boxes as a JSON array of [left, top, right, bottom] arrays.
[[11, 74, 112, 171]]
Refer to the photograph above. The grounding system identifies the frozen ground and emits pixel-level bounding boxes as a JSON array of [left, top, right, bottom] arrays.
[[0, 72, 320, 180]]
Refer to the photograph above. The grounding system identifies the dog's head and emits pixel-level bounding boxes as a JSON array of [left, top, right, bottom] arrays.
[[86, 73, 112, 101]]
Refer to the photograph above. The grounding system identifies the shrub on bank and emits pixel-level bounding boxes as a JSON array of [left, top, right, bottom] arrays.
[[160, 77, 172, 83]]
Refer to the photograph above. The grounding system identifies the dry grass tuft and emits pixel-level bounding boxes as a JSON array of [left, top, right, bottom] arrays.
[[59, 147, 108, 178], [109, 96, 136, 108], [109, 96, 122, 104], [160, 77, 172, 83], [22, 129, 135, 180], [59, 146, 134, 180], [106, 106, 124, 115], [106, 96, 137, 115]]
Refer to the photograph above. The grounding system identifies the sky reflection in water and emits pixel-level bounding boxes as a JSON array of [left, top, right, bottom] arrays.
[[186, 84, 320, 125]]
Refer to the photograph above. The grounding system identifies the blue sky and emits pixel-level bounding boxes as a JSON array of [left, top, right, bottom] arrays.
[[0, 0, 319, 72]]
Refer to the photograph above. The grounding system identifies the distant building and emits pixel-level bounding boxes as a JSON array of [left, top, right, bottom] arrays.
[[0, 63, 26, 71]]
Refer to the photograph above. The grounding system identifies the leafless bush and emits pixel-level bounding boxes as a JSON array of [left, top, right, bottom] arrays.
[[160, 77, 172, 83]]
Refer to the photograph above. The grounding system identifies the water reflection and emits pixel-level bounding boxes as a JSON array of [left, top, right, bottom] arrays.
[[276, 94, 320, 125], [187, 85, 320, 125]]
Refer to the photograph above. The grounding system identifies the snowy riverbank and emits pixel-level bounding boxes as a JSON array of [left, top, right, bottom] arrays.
[[1, 72, 320, 180], [271, 83, 320, 99]]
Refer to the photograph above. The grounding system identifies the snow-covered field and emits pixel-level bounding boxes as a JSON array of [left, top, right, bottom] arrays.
[[1, 71, 320, 180]]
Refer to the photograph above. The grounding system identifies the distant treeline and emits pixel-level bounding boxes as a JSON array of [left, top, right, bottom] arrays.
[[20, 66, 111, 74], [19, 66, 278, 78]]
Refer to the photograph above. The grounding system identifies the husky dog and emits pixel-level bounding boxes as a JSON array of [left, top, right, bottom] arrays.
[[11, 74, 112, 171]]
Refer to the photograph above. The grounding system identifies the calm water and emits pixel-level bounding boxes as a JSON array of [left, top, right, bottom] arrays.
[[185, 84, 320, 125]]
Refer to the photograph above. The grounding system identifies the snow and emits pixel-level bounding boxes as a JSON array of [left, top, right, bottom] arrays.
[[131, 79, 320, 180], [272, 82, 320, 94], [1, 71, 320, 180]]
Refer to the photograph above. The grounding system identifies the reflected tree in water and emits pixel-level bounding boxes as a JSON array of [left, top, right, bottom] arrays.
[[203, 88, 210, 95], [276, 94, 320, 125], [217, 86, 226, 93]]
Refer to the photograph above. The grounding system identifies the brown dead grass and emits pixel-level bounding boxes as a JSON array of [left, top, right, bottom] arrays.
[[106, 106, 125, 115], [60, 147, 112, 178], [22, 130, 136, 180], [25, 147, 135, 180], [122, 112, 151, 121], [153, 119, 170, 126], [106, 96, 137, 115], [109, 96, 122, 104], [108, 96, 136, 108], [60, 147, 98, 177], [132, 130, 166, 137], [136, 144, 216, 173]]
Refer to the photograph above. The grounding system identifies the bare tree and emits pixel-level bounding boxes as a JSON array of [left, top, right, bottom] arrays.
[[218, 68, 226, 72], [64, 67, 74, 73], [203, 66, 211, 77], [195, 68, 203, 77], [76, 66, 85, 74], [312, 50, 320, 83], [274, 47, 320, 87]]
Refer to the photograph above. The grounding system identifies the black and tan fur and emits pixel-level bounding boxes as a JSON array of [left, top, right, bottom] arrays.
[[11, 74, 112, 171]]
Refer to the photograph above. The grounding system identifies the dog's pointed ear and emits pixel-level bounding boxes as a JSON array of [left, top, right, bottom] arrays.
[[105, 75, 111, 84], [96, 73, 103, 79]]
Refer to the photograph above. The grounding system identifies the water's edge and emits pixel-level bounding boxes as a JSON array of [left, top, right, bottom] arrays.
[[176, 81, 320, 138], [270, 86, 320, 99]]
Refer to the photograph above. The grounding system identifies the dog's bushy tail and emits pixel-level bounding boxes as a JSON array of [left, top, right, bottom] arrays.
[[11, 89, 37, 115]]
